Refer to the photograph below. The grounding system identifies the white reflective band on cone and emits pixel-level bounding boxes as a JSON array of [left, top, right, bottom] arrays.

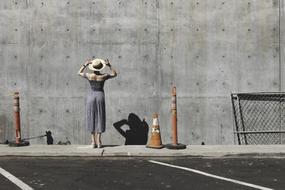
[[153, 118, 159, 126], [152, 128, 160, 133]]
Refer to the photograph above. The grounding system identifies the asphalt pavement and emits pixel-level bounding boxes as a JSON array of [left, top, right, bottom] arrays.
[[1, 145, 285, 190], [0, 157, 284, 190]]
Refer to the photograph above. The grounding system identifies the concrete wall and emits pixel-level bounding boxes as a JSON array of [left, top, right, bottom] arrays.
[[0, 0, 282, 145]]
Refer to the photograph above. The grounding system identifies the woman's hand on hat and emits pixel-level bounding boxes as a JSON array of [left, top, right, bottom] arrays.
[[84, 60, 92, 66], [105, 59, 111, 67]]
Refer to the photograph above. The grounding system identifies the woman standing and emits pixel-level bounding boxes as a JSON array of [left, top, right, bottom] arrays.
[[78, 58, 117, 148]]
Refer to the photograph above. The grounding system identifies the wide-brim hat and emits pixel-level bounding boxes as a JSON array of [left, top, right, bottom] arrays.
[[88, 59, 106, 71]]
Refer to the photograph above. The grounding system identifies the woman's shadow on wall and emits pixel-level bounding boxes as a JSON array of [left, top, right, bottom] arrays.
[[113, 113, 149, 145]]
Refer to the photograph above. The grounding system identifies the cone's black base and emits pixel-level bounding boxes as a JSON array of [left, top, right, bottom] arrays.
[[165, 143, 186, 149], [146, 145, 164, 149], [9, 141, 30, 147]]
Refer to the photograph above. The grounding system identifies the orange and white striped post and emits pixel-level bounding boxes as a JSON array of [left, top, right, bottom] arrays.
[[171, 86, 178, 145], [9, 92, 29, 147], [166, 86, 186, 149], [13, 92, 21, 144]]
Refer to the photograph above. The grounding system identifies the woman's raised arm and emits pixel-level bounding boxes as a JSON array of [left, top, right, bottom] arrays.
[[77, 60, 91, 78], [105, 59, 117, 79]]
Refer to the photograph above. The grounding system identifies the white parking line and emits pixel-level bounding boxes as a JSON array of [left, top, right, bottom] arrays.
[[0, 167, 33, 190], [149, 160, 273, 190]]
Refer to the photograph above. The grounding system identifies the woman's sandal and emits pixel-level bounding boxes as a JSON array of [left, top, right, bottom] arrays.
[[91, 142, 97, 149]]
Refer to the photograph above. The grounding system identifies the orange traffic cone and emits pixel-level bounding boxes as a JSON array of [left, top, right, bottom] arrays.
[[146, 113, 164, 149]]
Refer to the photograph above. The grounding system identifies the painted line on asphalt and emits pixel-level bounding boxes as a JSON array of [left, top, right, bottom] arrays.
[[0, 167, 33, 190], [148, 160, 273, 190]]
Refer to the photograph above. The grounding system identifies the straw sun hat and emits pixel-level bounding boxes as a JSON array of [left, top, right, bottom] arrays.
[[88, 59, 106, 71]]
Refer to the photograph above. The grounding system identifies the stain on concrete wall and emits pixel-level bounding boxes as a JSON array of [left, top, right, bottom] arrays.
[[0, 0, 281, 145]]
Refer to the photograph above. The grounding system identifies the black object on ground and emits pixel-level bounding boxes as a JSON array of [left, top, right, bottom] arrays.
[[165, 143, 186, 149], [8, 140, 30, 147], [8, 130, 54, 146], [46, 131, 53, 145]]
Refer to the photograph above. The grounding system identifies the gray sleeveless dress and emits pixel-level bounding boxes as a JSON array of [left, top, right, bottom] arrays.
[[85, 75, 106, 133]]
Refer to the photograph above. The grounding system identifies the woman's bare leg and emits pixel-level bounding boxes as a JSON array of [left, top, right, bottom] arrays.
[[96, 133, 102, 148], [91, 132, 96, 148]]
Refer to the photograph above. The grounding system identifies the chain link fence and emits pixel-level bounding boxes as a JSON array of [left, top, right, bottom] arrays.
[[231, 93, 285, 145]]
